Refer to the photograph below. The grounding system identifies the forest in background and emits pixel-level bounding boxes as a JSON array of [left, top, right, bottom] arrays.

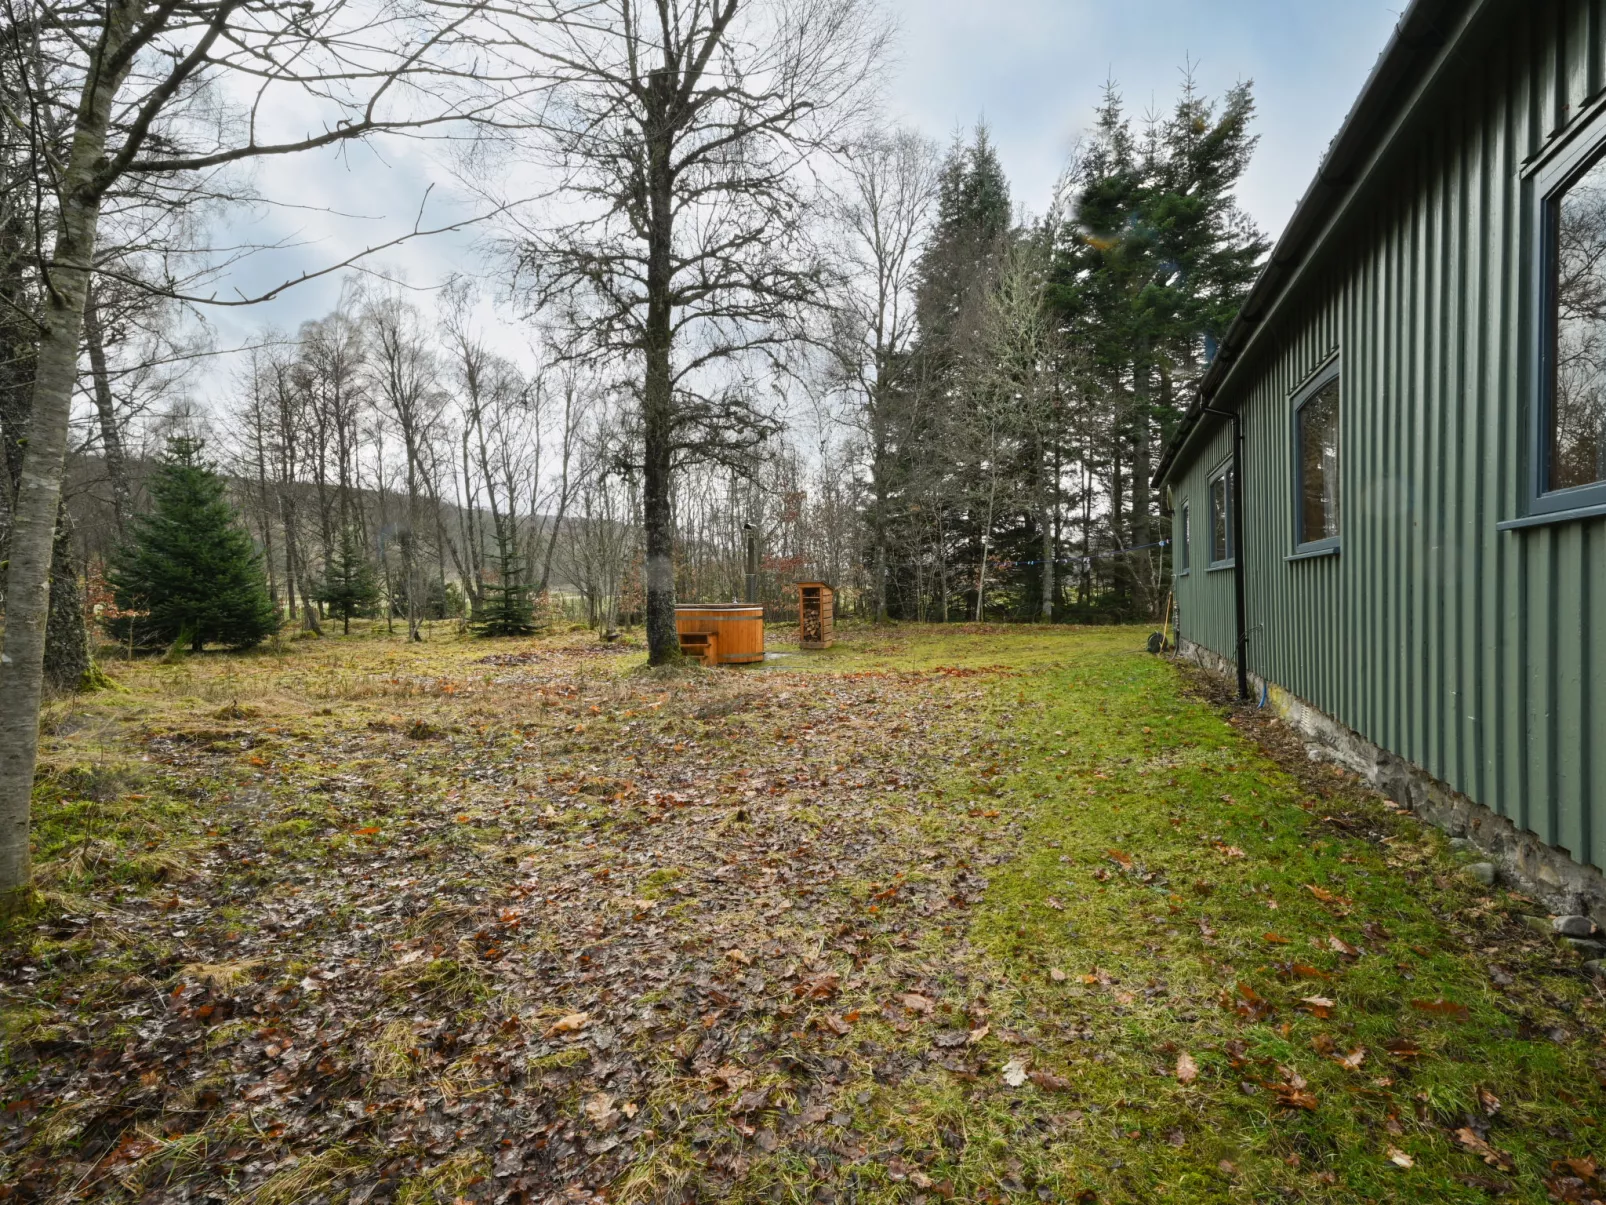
[[2, 79, 1265, 642]]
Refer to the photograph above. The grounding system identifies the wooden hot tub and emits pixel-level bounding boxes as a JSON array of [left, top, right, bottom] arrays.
[[675, 603, 765, 665]]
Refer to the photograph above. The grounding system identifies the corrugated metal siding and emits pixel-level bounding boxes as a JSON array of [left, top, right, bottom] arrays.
[[1172, 423, 1236, 658], [1170, 0, 1606, 868]]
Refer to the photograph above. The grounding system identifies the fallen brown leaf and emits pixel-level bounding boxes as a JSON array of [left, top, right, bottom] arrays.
[[1269, 1083, 1318, 1111], [544, 1012, 590, 1037], [1410, 998, 1470, 1022], [1307, 884, 1353, 907], [1176, 1051, 1199, 1084], [1454, 1127, 1515, 1171], [1331, 1046, 1366, 1071]]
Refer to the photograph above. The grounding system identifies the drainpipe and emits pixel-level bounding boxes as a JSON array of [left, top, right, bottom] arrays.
[[1201, 405, 1249, 701]]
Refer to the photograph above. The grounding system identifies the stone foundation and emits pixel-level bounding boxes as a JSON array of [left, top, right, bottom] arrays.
[[1176, 638, 1606, 925]]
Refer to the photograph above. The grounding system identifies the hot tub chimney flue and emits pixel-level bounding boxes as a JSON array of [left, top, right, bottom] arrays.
[[743, 524, 758, 605]]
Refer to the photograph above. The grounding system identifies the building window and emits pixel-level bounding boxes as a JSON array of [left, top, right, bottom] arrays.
[[1178, 502, 1191, 574], [1293, 364, 1341, 551], [1534, 119, 1606, 515], [1209, 467, 1234, 567]]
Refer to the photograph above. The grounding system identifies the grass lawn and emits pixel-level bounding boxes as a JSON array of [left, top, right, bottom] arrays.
[[3, 621, 1604, 1204]]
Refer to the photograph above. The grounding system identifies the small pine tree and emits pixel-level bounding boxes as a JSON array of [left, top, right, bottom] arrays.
[[108, 437, 280, 651], [316, 526, 381, 634], [473, 520, 536, 637]]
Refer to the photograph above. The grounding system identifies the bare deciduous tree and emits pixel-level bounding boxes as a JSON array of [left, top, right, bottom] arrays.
[[0, 0, 488, 909], [966, 224, 1064, 621], [473, 0, 889, 662], [824, 128, 938, 621], [366, 292, 447, 642]]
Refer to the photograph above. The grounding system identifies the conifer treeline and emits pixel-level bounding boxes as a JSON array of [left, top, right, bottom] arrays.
[[865, 78, 1266, 622]]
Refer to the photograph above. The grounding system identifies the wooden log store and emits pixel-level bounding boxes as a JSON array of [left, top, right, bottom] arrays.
[[798, 582, 834, 649]]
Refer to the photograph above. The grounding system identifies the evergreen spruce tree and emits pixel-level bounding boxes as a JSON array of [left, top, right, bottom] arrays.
[[868, 122, 1016, 620], [473, 520, 536, 637], [914, 124, 1014, 352], [316, 525, 381, 634], [1047, 77, 1267, 614], [108, 437, 280, 651]]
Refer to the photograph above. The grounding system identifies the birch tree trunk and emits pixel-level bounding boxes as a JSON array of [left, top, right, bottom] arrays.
[[44, 505, 93, 691], [536, 389, 576, 599], [0, 0, 140, 911], [84, 291, 131, 533]]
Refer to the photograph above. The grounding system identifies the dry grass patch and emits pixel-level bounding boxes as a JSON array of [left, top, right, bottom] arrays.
[[236, 1145, 370, 1205], [179, 959, 262, 991], [368, 1018, 422, 1084]]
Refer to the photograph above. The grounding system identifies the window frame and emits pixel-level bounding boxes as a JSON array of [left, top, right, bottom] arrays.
[[1177, 501, 1191, 575], [1530, 114, 1606, 519], [1208, 462, 1235, 571], [1290, 358, 1342, 556]]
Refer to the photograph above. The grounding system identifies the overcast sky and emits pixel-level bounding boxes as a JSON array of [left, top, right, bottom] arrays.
[[880, 0, 1404, 234], [204, 1, 1407, 368]]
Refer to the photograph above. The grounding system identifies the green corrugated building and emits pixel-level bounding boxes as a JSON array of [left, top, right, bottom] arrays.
[[1155, 0, 1606, 908]]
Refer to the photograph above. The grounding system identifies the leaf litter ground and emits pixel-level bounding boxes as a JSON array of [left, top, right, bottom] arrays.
[[5, 623, 1606, 1204]]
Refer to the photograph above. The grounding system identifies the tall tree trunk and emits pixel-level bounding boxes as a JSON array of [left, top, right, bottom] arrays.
[[460, 426, 483, 611], [642, 96, 678, 666], [84, 290, 130, 533], [974, 450, 1000, 623], [869, 407, 890, 623], [0, 0, 139, 910], [642, 350, 675, 663], [1110, 447, 1125, 608], [375, 456, 395, 635], [536, 412, 575, 598], [279, 494, 301, 624], [1080, 451, 1092, 604], [537, 492, 570, 600], [1131, 355, 1153, 617], [298, 572, 322, 635], [44, 505, 92, 692], [255, 456, 278, 611], [1040, 498, 1054, 622], [430, 478, 453, 606], [403, 443, 423, 641], [1038, 419, 1054, 622]]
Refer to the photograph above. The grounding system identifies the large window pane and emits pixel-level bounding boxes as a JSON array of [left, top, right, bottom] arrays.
[[1553, 156, 1606, 490], [1181, 503, 1191, 572], [1297, 377, 1340, 543], [1211, 472, 1232, 562]]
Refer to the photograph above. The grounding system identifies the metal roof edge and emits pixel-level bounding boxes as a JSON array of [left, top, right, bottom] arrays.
[[1152, 0, 1486, 488]]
